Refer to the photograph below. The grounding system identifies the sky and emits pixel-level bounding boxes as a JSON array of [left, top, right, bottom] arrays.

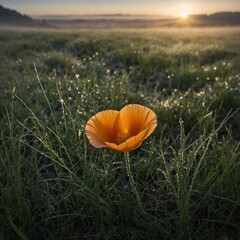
[[0, 0, 240, 16]]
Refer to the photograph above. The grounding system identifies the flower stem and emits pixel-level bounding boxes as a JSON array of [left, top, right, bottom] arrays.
[[124, 152, 142, 209]]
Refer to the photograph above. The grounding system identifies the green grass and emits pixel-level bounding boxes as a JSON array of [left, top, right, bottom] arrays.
[[0, 27, 240, 239]]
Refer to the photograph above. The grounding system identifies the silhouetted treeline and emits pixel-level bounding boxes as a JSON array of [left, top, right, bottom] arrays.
[[188, 12, 240, 26], [0, 5, 33, 25]]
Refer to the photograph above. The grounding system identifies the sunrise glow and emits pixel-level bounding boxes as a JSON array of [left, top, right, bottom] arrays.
[[1, 0, 240, 16], [180, 11, 188, 19]]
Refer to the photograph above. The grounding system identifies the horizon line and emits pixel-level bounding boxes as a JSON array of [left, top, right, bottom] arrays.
[[1, 4, 240, 19], [30, 10, 240, 17]]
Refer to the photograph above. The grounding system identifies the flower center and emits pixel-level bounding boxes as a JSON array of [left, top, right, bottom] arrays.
[[116, 132, 130, 144]]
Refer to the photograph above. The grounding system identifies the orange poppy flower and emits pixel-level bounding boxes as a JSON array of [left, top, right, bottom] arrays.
[[85, 104, 157, 152]]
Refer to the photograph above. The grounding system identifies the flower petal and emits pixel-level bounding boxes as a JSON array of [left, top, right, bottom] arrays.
[[85, 104, 157, 152], [105, 129, 148, 152], [85, 109, 125, 148], [84, 130, 107, 148], [120, 104, 157, 137]]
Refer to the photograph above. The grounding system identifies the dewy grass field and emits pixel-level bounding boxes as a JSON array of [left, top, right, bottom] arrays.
[[0, 27, 240, 239]]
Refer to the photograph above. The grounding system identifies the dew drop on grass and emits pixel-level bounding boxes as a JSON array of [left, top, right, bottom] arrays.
[[78, 130, 82, 137]]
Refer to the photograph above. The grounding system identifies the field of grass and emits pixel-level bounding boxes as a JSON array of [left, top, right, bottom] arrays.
[[0, 27, 240, 240]]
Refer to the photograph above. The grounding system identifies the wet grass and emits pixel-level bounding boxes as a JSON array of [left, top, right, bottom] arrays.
[[0, 27, 240, 239]]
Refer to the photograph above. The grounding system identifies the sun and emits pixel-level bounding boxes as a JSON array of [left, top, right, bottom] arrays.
[[180, 11, 188, 19]]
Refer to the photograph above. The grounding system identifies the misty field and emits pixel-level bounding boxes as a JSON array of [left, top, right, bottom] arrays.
[[0, 27, 240, 240]]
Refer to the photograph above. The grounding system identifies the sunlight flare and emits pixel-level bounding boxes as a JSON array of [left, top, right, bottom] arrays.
[[180, 11, 188, 19]]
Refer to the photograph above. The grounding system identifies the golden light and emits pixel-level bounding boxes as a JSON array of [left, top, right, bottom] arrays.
[[180, 11, 188, 19]]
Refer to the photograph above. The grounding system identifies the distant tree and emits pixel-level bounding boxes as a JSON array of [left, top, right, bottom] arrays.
[[0, 5, 33, 25]]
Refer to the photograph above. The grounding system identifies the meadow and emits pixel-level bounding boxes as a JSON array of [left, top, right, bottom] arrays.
[[0, 27, 240, 239]]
